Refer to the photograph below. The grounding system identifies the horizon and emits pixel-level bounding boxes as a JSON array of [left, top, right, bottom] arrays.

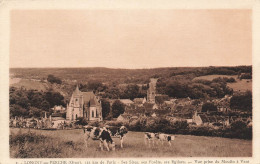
[[9, 65, 252, 70]]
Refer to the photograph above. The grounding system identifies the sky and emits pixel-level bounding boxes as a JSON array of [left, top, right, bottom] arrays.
[[10, 9, 252, 68]]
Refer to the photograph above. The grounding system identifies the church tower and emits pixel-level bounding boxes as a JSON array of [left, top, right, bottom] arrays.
[[147, 78, 158, 103]]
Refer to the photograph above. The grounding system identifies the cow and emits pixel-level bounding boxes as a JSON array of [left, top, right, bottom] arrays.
[[144, 132, 158, 147], [106, 125, 128, 148], [83, 126, 115, 151], [157, 133, 175, 146]]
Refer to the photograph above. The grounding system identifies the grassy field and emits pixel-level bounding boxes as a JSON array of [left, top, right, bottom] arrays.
[[10, 128, 252, 158], [192, 75, 252, 92], [10, 78, 49, 91]]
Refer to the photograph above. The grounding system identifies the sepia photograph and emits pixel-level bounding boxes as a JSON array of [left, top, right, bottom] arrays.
[[1, 0, 259, 162]]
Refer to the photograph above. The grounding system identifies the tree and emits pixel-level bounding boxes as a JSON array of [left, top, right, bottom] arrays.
[[123, 84, 140, 100], [230, 91, 252, 112], [47, 74, 62, 84], [111, 100, 125, 118], [87, 80, 104, 92], [28, 107, 42, 118], [75, 117, 88, 125], [101, 99, 111, 119], [10, 104, 28, 117], [202, 102, 217, 113], [45, 91, 65, 107]]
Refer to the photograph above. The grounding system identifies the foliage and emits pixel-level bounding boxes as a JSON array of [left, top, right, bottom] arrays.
[[231, 120, 247, 131], [111, 100, 125, 118], [202, 102, 218, 112], [230, 91, 252, 112], [239, 73, 252, 79], [9, 88, 65, 118], [47, 74, 62, 84], [75, 117, 88, 125], [101, 99, 111, 119], [10, 131, 82, 158], [121, 84, 140, 100]]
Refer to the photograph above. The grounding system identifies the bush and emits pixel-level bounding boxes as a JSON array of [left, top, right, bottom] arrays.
[[202, 102, 217, 112], [105, 121, 124, 127], [88, 121, 103, 127], [75, 117, 88, 125], [47, 74, 62, 84], [230, 91, 252, 112], [10, 131, 83, 158], [239, 73, 252, 79]]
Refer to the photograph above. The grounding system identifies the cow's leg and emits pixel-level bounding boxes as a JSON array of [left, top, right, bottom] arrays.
[[112, 142, 116, 151], [100, 141, 104, 151], [84, 136, 90, 148], [120, 136, 124, 148], [104, 140, 110, 151]]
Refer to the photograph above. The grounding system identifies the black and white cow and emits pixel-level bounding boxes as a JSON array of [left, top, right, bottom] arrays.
[[106, 125, 128, 148], [144, 132, 158, 146], [83, 126, 115, 151], [157, 133, 175, 146]]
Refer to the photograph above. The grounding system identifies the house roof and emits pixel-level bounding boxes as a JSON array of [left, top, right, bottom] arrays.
[[133, 98, 145, 104], [82, 92, 96, 103], [144, 103, 155, 109], [90, 98, 96, 107], [51, 113, 63, 117], [120, 99, 134, 104]]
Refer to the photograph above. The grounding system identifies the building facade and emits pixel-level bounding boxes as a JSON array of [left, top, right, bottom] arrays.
[[66, 86, 102, 121]]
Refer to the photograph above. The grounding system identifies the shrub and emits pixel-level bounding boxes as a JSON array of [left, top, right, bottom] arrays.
[[10, 131, 83, 158], [105, 121, 123, 127], [47, 74, 62, 84], [202, 102, 217, 112], [75, 117, 88, 125]]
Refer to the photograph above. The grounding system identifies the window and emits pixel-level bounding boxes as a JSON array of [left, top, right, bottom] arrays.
[[92, 110, 94, 118]]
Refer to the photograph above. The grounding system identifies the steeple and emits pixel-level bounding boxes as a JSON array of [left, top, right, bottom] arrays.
[[74, 84, 80, 94]]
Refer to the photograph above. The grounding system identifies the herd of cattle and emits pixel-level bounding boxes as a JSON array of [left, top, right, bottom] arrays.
[[83, 125, 176, 151]]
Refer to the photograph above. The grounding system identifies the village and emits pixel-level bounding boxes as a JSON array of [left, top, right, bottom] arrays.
[[9, 78, 252, 131]]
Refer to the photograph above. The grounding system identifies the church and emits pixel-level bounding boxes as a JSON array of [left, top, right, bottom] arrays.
[[66, 85, 103, 121]]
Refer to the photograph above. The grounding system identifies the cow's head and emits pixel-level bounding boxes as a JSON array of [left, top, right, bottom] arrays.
[[83, 125, 94, 133], [154, 133, 159, 139], [119, 126, 128, 136]]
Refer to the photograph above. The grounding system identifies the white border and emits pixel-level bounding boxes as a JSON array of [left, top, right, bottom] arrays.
[[1, 0, 259, 163]]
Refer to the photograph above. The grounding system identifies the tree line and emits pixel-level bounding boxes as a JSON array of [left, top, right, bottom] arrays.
[[9, 87, 65, 118]]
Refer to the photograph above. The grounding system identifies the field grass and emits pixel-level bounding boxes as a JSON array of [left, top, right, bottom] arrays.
[[192, 75, 252, 92], [10, 79, 49, 91], [10, 128, 252, 158]]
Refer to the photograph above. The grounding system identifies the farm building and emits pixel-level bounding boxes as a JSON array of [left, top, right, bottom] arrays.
[[133, 97, 146, 106]]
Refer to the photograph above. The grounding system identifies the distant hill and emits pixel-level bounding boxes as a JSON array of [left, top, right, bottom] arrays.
[[10, 66, 252, 85], [193, 75, 252, 92], [10, 66, 252, 100]]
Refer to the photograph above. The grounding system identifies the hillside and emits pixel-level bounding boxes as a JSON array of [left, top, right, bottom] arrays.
[[193, 75, 252, 92], [9, 66, 252, 101], [10, 66, 251, 85]]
